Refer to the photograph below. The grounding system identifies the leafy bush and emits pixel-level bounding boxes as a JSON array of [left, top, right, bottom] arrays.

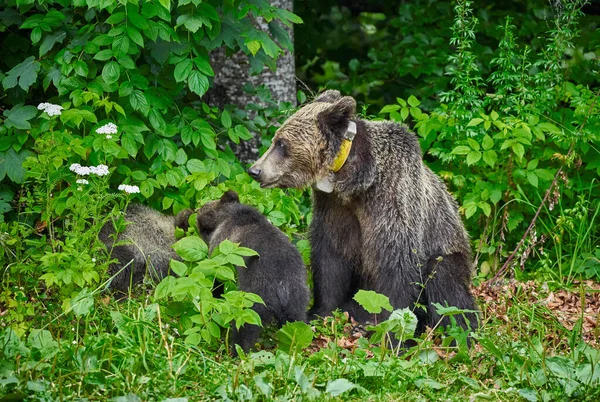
[[378, 0, 600, 282]]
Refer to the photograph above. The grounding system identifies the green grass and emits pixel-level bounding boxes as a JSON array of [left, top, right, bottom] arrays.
[[2, 281, 600, 401]]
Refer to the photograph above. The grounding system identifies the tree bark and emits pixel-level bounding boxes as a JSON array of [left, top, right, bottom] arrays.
[[209, 0, 296, 163]]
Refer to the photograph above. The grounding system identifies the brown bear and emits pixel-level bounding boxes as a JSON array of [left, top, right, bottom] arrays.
[[248, 90, 478, 335], [196, 190, 309, 354], [100, 205, 190, 293]]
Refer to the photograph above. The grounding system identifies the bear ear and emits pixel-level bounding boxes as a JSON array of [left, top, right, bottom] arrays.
[[220, 190, 240, 204], [317, 96, 356, 137], [314, 90, 342, 104]]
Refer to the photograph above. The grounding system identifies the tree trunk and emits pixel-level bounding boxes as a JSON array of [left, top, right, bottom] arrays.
[[209, 0, 296, 164]]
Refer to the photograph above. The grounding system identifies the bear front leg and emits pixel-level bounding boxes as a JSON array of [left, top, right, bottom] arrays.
[[308, 225, 357, 321], [424, 252, 479, 332]]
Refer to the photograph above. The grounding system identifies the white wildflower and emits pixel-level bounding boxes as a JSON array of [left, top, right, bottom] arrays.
[[90, 164, 109, 176], [118, 184, 140, 194], [92, 258, 96, 263], [106, 135, 112, 139], [96, 122, 118, 135], [76, 179, 89, 185], [37, 102, 63, 116], [70, 163, 109, 177]]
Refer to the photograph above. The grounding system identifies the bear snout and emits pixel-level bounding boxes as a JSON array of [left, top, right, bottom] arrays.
[[248, 166, 261, 180]]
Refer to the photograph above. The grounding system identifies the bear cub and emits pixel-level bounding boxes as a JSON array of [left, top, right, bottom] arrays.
[[196, 190, 309, 354], [100, 204, 190, 294]]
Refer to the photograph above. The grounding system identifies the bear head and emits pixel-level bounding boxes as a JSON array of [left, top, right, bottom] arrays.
[[248, 90, 357, 189], [196, 190, 239, 242]]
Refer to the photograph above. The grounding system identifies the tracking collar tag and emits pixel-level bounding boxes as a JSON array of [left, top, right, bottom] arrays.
[[314, 121, 357, 193]]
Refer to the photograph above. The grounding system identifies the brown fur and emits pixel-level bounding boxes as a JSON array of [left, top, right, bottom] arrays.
[[249, 90, 479, 336]]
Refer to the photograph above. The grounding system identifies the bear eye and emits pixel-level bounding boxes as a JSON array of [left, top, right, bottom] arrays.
[[275, 139, 285, 148]]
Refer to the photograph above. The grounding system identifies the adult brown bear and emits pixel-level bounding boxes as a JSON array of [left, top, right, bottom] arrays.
[[248, 90, 478, 334]]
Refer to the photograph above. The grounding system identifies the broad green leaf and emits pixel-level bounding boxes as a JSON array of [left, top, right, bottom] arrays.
[[478, 202, 491, 217], [172, 236, 208, 262], [326, 379, 357, 397], [466, 151, 482, 166], [527, 171, 538, 188], [69, 288, 94, 317], [0, 149, 34, 183], [512, 143, 525, 159], [482, 150, 497, 168], [482, 135, 494, 150], [407, 95, 420, 107], [379, 104, 400, 114], [246, 40, 261, 56], [170, 260, 188, 276], [102, 61, 120, 84], [467, 118, 484, 127], [527, 159, 539, 170], [221, 110, 231, 128], [353, 290, 392, 314], [174, 59, 193, 82], [451, 146, 471, 155], [2, 56, 40, 91], [126, 26, 144, 47], [3, 104, 37, 130], [188, 71, 209, 96], [276, 321, 313, 354], [93, 49, 113, 61]]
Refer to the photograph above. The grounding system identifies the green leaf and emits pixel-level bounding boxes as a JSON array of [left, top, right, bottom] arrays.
[[0, 149, 34, 183], [170, 260, 188, 276], [174, 59, 193, 82], [130, 90, 149, 115], [512, 143, 525, 159], [193, 57, 214, 76], [102, 61, 120, 84], [276, 321, 313, 354], [407, 95, 420, 107], [467, 118, 484, 127], [126, 26, 144, 47], [94, 49, 113, 61], [129, 12, 149, 30], [478, 202, 491, 217], [158, 0, 170, 10], [188, 71, 209, 97], [106, 12, 126, 24], [379, 104, 400, 114], [274, 8, 303, 25], [326, 379, 357, 397], [490, 188, 502, 204], [527, 159, 539, 170], [451, 146, 471, 155], [3, 104, 37, 130], [246, 40, 261, 56], [69, 288, 94, 317], [534, 169, 554, 181], [527, 171, 538, 188], [466, 151, 482, 165], [172, 236, 208, 262], [177, 14, 203, 33], [482, 135, 494, 150], [482, 150, 497, 168], [467, 138, 480, 151], [39, 32, 66, 57], [221, 110, 231, 128], [2, 56, 40, 91], [353, 290, 392, 314]]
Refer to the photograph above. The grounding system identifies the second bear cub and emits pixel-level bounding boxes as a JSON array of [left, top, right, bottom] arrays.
[[197, 190, 309, 354]]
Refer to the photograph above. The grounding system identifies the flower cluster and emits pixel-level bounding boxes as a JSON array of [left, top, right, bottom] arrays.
[[118, 184, 140, 194], [96, 122, 117, 139], [37, 102, 63, 117], [76, 179, 89, 185], [69, 163, 110, 177]]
